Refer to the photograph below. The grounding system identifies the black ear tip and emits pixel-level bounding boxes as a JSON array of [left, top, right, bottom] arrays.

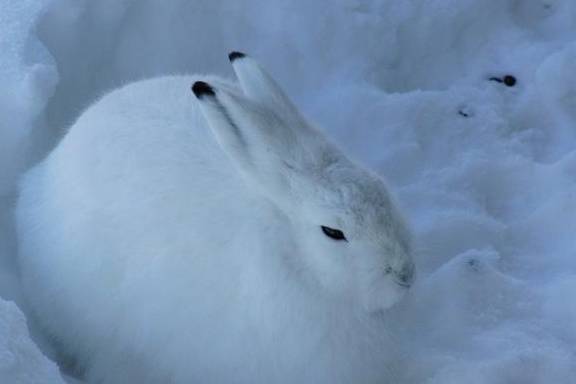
[[191, 81, 215, 98], [229, 51, 246, 62]]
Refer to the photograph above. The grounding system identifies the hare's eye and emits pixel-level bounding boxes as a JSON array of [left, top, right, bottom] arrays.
[[321, 226, 347, 241]]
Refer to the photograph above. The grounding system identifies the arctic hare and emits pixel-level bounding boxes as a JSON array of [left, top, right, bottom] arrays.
[[17, 52, 415, 384]]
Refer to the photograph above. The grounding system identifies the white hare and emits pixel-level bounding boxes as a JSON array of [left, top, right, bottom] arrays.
[[16, 52, 415, 384]]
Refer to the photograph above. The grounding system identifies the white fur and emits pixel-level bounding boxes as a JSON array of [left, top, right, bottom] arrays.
[[16, 54, 414, 383]]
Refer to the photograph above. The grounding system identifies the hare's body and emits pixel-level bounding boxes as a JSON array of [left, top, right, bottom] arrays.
[[17, 55, 414, 383]]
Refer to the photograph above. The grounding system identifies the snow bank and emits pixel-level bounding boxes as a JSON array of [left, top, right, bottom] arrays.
[[0, 0, 56, 301], [0, 298, 64, 383], [0, 1, 63, 381], [2, 0, 576, 382]]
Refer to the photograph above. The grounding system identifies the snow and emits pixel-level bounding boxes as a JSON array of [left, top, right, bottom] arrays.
[[1, 0, 576, 382], [0, 0, 56, 302], [0, 298, 64, 383]]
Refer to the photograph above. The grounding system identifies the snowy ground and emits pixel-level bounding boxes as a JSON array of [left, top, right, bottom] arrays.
[[2, 0, 576, 382]]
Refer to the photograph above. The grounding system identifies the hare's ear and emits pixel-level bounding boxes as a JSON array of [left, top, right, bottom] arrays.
[[192, 80, 297, 194], [228, 52, 300, 119]]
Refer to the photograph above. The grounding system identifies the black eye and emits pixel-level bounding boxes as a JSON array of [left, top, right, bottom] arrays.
[[321, 226, 347, 241]]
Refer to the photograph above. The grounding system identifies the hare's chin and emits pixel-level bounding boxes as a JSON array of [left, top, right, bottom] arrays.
[[363, 284, 409, 313]]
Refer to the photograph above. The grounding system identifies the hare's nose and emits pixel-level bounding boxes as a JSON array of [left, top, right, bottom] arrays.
[[395, 262, 415, 288]]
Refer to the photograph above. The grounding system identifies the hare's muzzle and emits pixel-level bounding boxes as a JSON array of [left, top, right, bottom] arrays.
[[394, 262, 416, 288]]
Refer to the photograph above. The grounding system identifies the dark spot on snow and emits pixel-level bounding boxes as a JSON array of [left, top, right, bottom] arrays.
[[458, 105, 473, 118], [503, 75, 517, 87], [489, 75, 517, 87], [466, 258, 481, 272]]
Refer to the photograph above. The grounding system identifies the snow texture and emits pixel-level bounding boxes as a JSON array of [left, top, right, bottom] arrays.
[[1, 0, 576, 383], [0, 0, 57, 303], [0, 298, 64, 383]]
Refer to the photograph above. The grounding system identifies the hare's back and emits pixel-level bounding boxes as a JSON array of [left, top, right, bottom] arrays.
[[16, 75, 263, 371], [62, 74, 239, 185], [50, 74, 247, 210], [19, 75, 255, 273]]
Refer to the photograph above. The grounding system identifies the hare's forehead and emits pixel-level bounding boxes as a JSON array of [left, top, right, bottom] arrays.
[[312, 176, 394, 226]]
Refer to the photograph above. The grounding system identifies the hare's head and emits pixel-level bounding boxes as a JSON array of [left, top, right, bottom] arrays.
[[192, 52, 415, 311]]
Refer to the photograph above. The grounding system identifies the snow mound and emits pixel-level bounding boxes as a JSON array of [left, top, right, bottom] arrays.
[[0, 299, 64, 384], [0, 0, 57, 302]]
